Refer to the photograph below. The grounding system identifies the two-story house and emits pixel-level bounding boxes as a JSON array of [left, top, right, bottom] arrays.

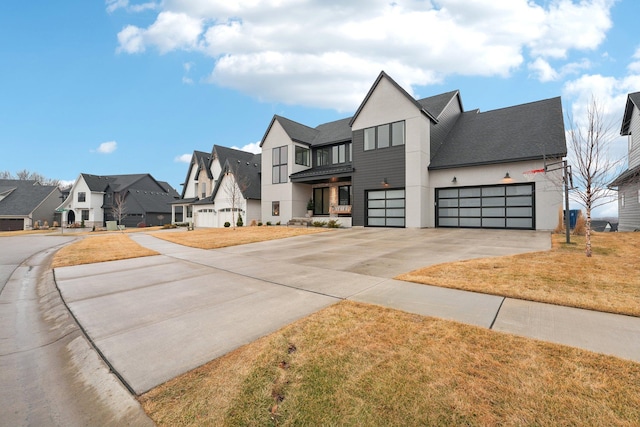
[[260, 71, 567, 230], [609, 91, 640, 231], [0, 180, 62, 231], [58, 173, 179, 228], [172, 145, 261, 227]]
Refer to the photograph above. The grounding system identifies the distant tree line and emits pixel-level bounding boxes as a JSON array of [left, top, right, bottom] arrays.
[[0, 169, 62, 187]]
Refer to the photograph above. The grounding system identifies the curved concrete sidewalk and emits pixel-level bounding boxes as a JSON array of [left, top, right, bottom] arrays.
[[54, 229, 640, 395]]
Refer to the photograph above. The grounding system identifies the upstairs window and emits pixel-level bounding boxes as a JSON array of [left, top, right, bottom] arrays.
[[295, 146, 310, 166], [363, 121, 405, 151], [78, 192, 86, 202], [332, 143, 352, 164], [316, 147, 330, 166], [201, 182, 207, 199], [272, 146, 288, 184]]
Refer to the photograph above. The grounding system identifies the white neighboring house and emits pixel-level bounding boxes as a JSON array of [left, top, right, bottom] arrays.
[[172, 145, 261, 227], [58, 173, 179, 228], [260, 71, 567, 230]]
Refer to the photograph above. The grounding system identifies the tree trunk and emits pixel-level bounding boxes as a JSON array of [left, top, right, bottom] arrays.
[[585, 207, 592, 257]]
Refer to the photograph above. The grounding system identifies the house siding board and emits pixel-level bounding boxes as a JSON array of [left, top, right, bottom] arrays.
[[628, 108, 640, 169], [352, 129, 406, 226], [618, 182, 640, 231]]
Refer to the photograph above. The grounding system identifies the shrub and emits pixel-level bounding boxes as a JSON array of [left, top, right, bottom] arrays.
[[80, 219, 85, 228], [250, 219, 257, 227], [276, 221, 281, 226], [307, 198, 314, 210], [237, 213, 244, 227], [266, 221, 272, 226], [162, 223, 177, 229], [224, 221, 231, 228], [327, 219, 341, 228], [258, 222, 263, 226], [312, 220, 327, 227], [554, 207, 565, 234], [573, 211, 586, 236]]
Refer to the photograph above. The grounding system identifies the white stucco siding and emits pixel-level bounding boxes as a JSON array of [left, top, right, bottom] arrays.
[[183, 164, 200, 199], [351, 77, 423, 131], [429, 160, 563, 230], [261, 119, 295, 223]]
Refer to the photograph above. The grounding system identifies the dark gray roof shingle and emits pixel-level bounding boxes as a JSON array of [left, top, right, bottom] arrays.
[[429, 97, 567, 169], [418, 90, 460, 119], [0, 180, 60, 216]]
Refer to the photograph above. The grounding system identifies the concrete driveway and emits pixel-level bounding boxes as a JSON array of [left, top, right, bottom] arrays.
[[54, 228, 551, 395]]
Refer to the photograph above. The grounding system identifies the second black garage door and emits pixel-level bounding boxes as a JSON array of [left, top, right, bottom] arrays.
[[436, 183, 535, 229]]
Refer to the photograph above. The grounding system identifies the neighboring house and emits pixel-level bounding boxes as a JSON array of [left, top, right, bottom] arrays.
[[0, 179, 62, 231], [172, 145, 261, 227], [57, 173, 180, 228], [609, 91, 640, 231], [590, 220, 617, 232], [260, 71, 567, 230]]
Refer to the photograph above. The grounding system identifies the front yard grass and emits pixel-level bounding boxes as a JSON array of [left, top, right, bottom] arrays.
[[396, 232, 640, 317], [151, 226, 330, 249], [51, 234, 159, 268], [140, 300, 640, 426]]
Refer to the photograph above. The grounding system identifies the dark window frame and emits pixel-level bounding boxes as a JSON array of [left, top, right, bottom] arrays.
[[272, 201, 280, 216], [78, 192, 86, 202], [272, 146, 288, 184], [295, 145, 310, 166], [363, 121, 405, 151]]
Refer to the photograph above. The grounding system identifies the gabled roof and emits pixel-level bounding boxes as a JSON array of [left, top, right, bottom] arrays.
[[179, 150, 211, 198], [210, 145, 262, 201], [418, 90, 462, 119], [81, 173, 152, 193], [0, 179, 60, 216], [126, 188, 179, 212], [621, 92, 640, 135], [349, 71, 437, 127], [312, 117, 352, 146], [429, 97, 567, 169], [609, 163, 640, 187]]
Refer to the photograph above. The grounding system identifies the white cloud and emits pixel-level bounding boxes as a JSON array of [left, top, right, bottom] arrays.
[[106, 0, 158, 14], [231, 142, 261, 154], [115, 0, 616, 110], [96, 141, 118, 154], [174, 153, 192, 163]]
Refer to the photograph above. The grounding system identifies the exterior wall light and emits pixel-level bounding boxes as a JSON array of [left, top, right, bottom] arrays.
[[451, 176, 457, 184], [382, 178, 389, 186], [504, 172, 511, 179]]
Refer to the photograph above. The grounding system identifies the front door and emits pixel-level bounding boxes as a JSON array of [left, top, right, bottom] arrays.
[[313, 187, 330, 215]]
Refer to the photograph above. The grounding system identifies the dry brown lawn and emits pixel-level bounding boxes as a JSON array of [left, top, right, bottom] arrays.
[[51, 234, 158, 268], [140, 301, 640, 427], [397, 232, 640, 317], [151, 226, 330, 249]]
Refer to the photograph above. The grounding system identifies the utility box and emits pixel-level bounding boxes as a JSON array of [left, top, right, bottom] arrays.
[[106, 221, 118, 231]]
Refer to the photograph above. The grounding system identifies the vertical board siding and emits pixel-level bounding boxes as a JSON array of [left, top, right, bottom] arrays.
[[352, 129, 406, 226]]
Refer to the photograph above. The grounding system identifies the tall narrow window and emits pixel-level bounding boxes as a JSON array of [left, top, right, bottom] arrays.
[[316, 147, 330, 166], [272, 146, 288, 184], [295, 146, 310, 166], [364, 128, 376, 151], [391, 121, 405, 146], [313, 187, 330, 215], [339, 185, 352, 205], [378, 124, 390, 148], [201, 182, 207, 199], [272, 201, 280, 216]]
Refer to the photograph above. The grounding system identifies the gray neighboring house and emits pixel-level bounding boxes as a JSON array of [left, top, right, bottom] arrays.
[[57, 173, 180, 228], [610, 91, 640, 231], [0, 179, 62, 231], [260, 71, 567, 230]]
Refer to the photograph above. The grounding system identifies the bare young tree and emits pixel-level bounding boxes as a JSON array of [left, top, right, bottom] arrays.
[[111, 192, 128, 227], [2, 169, 60, 186], [567, 96, 623, 257], [222, 162, 250, 229]]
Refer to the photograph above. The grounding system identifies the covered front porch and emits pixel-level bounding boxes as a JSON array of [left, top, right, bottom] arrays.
[[290, 165, 353, 228]]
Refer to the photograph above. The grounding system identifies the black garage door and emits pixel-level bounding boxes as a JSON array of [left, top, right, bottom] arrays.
[[0, 218, 25, 231], [436, 183, 535, 229], [366, 188, 405, 227]]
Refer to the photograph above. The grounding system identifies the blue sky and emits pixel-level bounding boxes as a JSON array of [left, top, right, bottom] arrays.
[[1, 0, 639, 217]]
